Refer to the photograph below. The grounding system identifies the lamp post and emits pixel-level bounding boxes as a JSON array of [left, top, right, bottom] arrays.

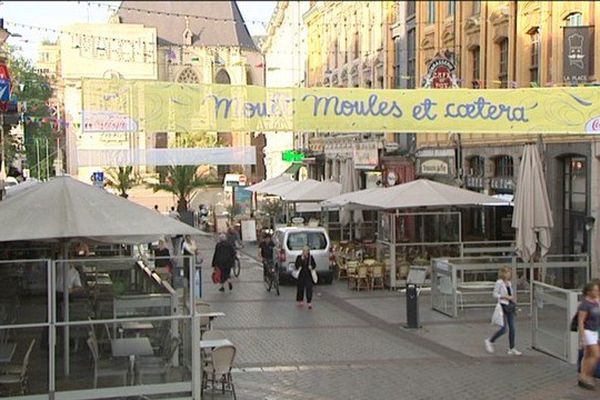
[[585, 216, 595, 281]]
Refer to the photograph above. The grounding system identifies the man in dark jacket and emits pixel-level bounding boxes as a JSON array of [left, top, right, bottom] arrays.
[[212, 233, 236, 292]]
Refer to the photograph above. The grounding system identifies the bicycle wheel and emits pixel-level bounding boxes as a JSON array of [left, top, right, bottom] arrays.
[[233, 258, 241, 277], [264, 272, 272, 292], [274, 271, 280, 296]]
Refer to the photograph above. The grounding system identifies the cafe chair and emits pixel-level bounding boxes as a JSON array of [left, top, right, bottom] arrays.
[[87, 337, 129, 388], [370, 265, 385, 290], [136, 337, 181, 384], [202, 345, 237, 400], [200, 330, 227, 366], [0, 339, 35, 395]]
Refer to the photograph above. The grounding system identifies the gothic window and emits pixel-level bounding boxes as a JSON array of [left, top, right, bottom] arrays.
[[177, 67, 200, 84], [215, 69, 231, 84]]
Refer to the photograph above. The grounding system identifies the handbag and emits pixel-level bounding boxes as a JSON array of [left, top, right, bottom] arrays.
[[310, 269, 318, 284], [570, 313, 579, 332], [211, 268, 221, 284], [491, 303, 504, 327], [291, 267, 300, 280], [503, 301, 517, 314]]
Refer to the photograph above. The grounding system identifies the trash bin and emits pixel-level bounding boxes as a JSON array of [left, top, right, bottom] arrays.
[[405, 283, 419, 329]]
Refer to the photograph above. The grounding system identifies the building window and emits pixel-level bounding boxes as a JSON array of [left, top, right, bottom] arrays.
[[563, 156, 588, 256], [177, 67, 200, 84], [333, 39, 339, 69], [529, 28, 540, 85], [344, 20, 348, 64], [407, 28, 416, 89], [215, 69, 231, 84], [354, 31, 360, 59], [407, 1, 416, 19], [565, 12, 583, 27], [498, 38, 509, 88], [493, 155, 513, 177], [471, 46, 480, 88], [468, 156, 485, 177], [448, 1, 455, 16], [472, 1, 481, 15], [428, 1, 436, 24], [393, 37, 402, 88]]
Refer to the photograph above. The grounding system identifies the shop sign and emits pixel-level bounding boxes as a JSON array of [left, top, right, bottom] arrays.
[[387, 171, 397, 186], [422, 54, 459, 89], [465, 176, 484, 189], [354, 142, 379, 170], [420, 159, 449, 175], [563, 26, 595, 84], [282, 150, 305, 162], [490, 177, 514, 191]]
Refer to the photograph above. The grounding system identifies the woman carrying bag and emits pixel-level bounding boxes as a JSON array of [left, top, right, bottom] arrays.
[[485, 267, 522, 356], [577, 281, 600, 390], [294, 246, 317, 310]]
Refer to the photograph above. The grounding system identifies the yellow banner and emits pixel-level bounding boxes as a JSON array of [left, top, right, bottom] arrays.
[[82, 79, 600, 134]]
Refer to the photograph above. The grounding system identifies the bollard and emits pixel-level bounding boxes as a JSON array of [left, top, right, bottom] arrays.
[[405, 283, 420, 329]]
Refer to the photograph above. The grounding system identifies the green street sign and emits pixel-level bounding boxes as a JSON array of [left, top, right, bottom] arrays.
[[282, 150, 305, 162]]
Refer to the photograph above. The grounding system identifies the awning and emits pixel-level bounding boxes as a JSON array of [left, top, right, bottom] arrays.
[[0, 175, 204, 244]]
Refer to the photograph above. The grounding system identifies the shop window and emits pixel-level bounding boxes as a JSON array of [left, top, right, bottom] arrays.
[[498, 38, 509, 88], [562, 156, 588, 255]]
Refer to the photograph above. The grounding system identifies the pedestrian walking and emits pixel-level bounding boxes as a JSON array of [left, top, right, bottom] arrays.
[[212, 233, 236, 292], [294, 246, 317, 310], [577, 280, 600, 390], [485, 267, 522, 355], [154, 204, 160, 213]]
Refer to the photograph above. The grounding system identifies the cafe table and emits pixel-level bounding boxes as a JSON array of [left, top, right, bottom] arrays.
[[111, 337, 154, 384], [200, 339, 234, 349]]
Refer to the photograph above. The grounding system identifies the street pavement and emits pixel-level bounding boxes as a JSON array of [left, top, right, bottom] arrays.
[[198, 239, 594, 400]]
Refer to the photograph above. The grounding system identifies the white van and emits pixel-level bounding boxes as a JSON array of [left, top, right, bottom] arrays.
[[273, 226, 333, 284]]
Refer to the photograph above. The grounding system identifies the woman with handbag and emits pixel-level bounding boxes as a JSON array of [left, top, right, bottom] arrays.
[[485, 267, 522, 356], [294, 246, 317, 309], [577, 280, 600, 390]]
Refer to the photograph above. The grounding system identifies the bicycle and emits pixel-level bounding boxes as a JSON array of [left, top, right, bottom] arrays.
[[232, 253, 241, 277], [263, 259, 279, 296]]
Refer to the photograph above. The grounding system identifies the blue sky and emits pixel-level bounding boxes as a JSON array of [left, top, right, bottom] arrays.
[[0, 1, 276, 61]]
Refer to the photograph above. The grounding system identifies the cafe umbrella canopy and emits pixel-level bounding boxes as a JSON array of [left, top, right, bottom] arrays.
[[0, 175, 206, 375]]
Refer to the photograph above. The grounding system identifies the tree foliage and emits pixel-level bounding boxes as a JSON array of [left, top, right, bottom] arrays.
[[5, 47, 55, 178], [106, 166, 140, 198], [147, 165, 218, 212]]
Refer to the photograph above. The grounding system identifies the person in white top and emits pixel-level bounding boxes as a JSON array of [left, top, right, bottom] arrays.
[[485, 267, 522, 356]]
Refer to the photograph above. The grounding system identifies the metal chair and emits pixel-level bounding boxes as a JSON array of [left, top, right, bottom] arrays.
[[202, 345, 237, 400], [0, 339, 35, 395], [87, 337, 129, 388], [136, 337, 181, 384]]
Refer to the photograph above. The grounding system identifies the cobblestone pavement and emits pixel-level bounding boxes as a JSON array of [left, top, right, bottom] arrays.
[[197, 240, 594, 400]]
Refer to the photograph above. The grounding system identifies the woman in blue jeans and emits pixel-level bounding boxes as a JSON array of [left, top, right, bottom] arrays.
[[485, 267, 522, 356]]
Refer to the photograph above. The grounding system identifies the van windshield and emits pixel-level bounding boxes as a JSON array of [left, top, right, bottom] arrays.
[[287, 232, 327, 251]]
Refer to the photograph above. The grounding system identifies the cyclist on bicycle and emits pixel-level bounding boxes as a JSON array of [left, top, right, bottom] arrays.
[[259, 233, 275, 279]]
